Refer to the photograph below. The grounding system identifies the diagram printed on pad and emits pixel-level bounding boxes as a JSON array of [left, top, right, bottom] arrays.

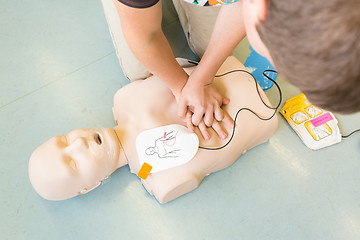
[[136, 124, 199, 174], [145, 131, 180, 158]]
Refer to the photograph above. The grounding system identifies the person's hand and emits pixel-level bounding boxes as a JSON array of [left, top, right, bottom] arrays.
[[183, 110, 234, 140], [177, 81, 234, 140]]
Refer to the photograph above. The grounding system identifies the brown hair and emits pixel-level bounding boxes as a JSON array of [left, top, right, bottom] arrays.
[[258, 0, 360, 113]]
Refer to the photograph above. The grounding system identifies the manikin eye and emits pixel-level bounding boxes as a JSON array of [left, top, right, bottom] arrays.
[[95, 133, 103, 145]]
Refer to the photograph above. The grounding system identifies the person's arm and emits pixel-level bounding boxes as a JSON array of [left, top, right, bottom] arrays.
[[113, 0, 188, 98], [178, 2, 246, 139]]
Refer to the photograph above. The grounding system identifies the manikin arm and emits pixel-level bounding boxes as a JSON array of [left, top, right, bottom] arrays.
[[113, 0, 188, 98]]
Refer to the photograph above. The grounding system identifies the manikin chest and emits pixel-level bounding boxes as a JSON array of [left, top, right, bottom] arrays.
[[135, 124, 199, 176]]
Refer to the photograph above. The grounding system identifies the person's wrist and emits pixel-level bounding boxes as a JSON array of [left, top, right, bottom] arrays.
[[188, 68, 214, 86], [170, 78, 187, 99]]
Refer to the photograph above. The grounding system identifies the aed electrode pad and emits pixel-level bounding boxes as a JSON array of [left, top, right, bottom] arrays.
[[136, 124, 199, 179]]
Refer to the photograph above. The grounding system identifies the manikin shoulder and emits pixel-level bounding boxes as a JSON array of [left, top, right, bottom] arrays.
[[113, 80, 144, 105], [113, 77, 170, 106]]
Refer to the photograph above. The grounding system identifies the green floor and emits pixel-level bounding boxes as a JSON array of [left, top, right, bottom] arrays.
[[1, 1, 360, 239]]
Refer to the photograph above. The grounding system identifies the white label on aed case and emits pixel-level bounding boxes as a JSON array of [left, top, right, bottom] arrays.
[[136, 124, 199, 173]]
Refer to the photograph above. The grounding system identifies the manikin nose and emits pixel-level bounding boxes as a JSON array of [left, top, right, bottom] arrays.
[[66, 137, 89, 153]]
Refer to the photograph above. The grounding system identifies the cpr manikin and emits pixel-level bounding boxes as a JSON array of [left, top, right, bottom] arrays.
[[29, 57, 278, 204]]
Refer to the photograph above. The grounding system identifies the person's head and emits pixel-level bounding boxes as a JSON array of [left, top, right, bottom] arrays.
[[29, 128, 121, 200], [242, 0, 360, 113]]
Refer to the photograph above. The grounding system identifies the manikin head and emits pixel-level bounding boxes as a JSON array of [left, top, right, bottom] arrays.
[[29, 128, 123, 200], [242, 0, 360, 113]]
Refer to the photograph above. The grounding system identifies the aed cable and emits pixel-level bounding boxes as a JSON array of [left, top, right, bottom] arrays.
[[186, 60, 359, 150], [198, 69, 282, 150], [342, 129, 360, 139]]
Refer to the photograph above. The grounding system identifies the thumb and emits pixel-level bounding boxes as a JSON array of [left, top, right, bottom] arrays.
[[177, 99, 188, 119]]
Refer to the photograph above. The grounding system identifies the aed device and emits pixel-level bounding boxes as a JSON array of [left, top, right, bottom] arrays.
[[281, 94, 341, 150]]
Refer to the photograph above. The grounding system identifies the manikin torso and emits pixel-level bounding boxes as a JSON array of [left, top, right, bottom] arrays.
[[112, 56, 278, 203]]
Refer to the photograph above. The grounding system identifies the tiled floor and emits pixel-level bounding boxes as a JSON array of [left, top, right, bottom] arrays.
[[1, 1, 359, 239]]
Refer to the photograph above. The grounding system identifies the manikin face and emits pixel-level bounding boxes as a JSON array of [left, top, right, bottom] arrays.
[[29, 128, 120, 200]]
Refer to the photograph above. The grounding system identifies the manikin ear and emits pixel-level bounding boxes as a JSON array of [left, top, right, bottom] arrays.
[[77, 175, 110, 196], [78, 181, 102, 195]]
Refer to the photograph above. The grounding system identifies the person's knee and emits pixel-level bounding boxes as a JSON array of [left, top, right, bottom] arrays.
[[176, 2, 221, 57], [120, 61, 151, 81]]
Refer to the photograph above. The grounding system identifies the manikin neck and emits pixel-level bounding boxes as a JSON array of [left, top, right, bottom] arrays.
[[113, 129, 128, 169]]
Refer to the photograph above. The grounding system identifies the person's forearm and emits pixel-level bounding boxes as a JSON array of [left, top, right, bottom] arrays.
[[126, 30, 188, 96], [115, 1, 188, 97], [190, 2, 246, 84]]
